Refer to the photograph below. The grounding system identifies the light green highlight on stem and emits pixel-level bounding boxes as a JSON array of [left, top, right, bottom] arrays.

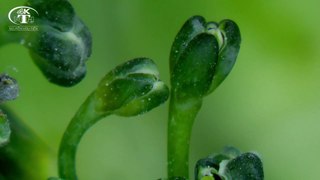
[[168, 98, 202, 179], [58, 93, 106, 180]]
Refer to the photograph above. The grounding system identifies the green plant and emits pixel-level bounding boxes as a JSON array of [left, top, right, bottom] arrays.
[[195, 147, 263, 180], [58, 58, 169, 179], [1, 0, 92, 86], [0, 1, 264, 179], [168, 16, 241, 179]]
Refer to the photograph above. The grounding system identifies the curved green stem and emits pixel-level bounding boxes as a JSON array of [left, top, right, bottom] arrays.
[[58, 58, 168, 179], [58, 93, 108, 180], [168, 94, 202, 179]]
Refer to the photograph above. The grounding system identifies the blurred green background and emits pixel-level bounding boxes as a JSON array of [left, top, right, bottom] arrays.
[[1, 0, 320, 179]]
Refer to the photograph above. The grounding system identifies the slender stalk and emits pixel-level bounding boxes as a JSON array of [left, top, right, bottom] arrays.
[[58, 58, 168, 179], [168, 94, 202, 179], [58, 93, 108, 179]]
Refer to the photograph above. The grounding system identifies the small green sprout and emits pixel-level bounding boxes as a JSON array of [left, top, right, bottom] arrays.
[[195, 147, 264, 180], [26, 0, 92, 86], [95, 58, 169, 116], [168, 16, 241, 179], [58, 58, 169, 180], [0, 0, 92, 86]]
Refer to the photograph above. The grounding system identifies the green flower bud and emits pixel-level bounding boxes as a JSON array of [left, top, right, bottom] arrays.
[[25, 0, 92, 86], [207, 19, 241, 93], [58, 58, 169, 179], [168, 16, 241, 179], [95, 58, 169, 116], [171, 33, 219, 101], [195, 158, 221, 180], [222, 153, 264, 180], [28, 0, 76, 32], [170, 16, 206, 73], [170, 16, 241, 100], [195, 147, 264, 180]]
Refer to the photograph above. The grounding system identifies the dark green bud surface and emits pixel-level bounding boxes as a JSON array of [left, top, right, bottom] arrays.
[[171, 33, 218, 101], [24, 0, 92, 86], [95, 58, 169, 116], [170, 16, 241, 100], [207, 19, 241, 93], [223, 153, 264, 180], [195, 147, 264, 180]]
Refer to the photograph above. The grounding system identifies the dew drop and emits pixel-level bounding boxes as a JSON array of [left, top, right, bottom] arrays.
[[20, 39, 25, 45], [11, 67, 18, 73]]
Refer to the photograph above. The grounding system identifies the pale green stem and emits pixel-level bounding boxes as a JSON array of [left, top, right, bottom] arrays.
[[168, 93, 202, 179], [58, 92, 108, 180]]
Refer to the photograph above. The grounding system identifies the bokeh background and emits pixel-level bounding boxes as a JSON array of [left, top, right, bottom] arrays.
[[1, 0, 320, 179]]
